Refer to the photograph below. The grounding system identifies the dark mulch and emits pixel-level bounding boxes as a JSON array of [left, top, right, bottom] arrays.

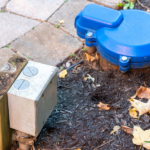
[[34, 1, 150, 150], [34, 48, 150, 150], [135, 0, 150, 11]]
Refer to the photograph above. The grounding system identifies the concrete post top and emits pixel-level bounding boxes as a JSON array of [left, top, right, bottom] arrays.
[[8, 61, 58, 101]]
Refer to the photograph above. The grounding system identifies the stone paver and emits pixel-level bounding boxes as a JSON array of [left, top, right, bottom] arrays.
[[0, 13, 39, 48], [6, 0, 64, 21], [0, 0, 8, 8], [10, 23, 83, 66], [49, 0, 92, 39], [90, 0, 123, 9], [0, 48, 14, 70]]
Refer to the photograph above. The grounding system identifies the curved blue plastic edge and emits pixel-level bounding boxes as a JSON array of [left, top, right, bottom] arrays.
[[78, 4, 123, 30], [75, 4, 123, 39]]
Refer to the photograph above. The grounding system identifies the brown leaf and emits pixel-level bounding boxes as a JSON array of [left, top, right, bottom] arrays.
[[147, 9, 150, 12], [85, 53, 91, 62], [121, 126, 133, 135], [85, 53, 99, 62], [129, 98, 150, 116], [97, 102, 111, 110], [132, 86, 150, 99]]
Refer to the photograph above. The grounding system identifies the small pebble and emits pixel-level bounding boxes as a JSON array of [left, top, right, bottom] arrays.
[[72, 136, 76, 140], [121, 119, 127, 126], [66, 62, 71, 68], [141, 114, 150, 123]]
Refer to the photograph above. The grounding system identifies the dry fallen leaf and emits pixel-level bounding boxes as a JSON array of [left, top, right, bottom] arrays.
[[84, 74, 95, 82], [132, 86, 150, 99], [129, 98, 150, 116], [85, 53, 99, 62], [110, 126, 120, 134], [121, 126, 133, 135], [147, 9, 150, 12], [133, 126, 150, 149], [59, 69, 67, 78], [59, 20, 64, 24], [97, 102, 111, 110], [129, 108, 138, 118]]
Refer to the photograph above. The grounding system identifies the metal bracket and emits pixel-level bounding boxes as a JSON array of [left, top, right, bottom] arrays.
[[119, 56, 131, 72], [85, 31, 97, 47]]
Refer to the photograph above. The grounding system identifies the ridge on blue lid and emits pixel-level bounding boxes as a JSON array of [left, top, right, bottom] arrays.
[[78, 4, 123, 30]]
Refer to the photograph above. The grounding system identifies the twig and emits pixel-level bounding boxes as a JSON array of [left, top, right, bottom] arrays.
[[117, 134, 122, 146], [57, 85, 70, 89], [62, 148, 81, 150], [67, 60, 84, 71], [94, 139, 114, 150], [137, 0, 149, 10]]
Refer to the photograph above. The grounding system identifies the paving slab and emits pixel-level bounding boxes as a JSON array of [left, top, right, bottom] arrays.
[[6, 0, 64, 20], [0, 48, 14, 70], [0, 0, 8, 8], [49, 0, 92, 39], [0, 13, 39, 48], [89, 0, 123, 9], [10, 22, 83, 66]]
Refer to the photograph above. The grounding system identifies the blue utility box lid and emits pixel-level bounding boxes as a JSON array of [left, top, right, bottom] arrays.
[[75, 4, 150, 72]]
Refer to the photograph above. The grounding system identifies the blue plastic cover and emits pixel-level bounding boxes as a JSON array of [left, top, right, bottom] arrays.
[[75, 4, 150, 72]]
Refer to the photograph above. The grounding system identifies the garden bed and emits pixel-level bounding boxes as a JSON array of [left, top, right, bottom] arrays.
[[34, 48, 150, 150]]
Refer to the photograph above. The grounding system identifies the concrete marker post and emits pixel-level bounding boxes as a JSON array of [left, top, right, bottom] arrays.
[[0, 55, 27, 150]]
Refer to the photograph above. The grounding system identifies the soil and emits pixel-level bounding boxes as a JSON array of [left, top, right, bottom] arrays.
[[14, 1, 150, 150], [134, 0, 150, 11], [34, 47, 150, 150]]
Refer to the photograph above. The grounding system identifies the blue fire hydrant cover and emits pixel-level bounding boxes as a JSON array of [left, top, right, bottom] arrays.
[[75, 4, 150, 72]]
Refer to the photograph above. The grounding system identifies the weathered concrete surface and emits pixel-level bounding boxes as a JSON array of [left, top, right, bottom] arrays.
[[0, 48, 14, 70], [10, 23, 83, 66], [0, 55, 27, 150], [6, 0, 64, 20], [0, 13, 39, 48], [49, 0, 92, 39], [89, 0, 123, 9], [0, 0, 8, 8]]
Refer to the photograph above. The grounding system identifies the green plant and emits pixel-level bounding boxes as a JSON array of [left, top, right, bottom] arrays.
[[55, 24, 61, 28], [5, 45, 11, 49], [70, 54, 75, 57], [117, 0, 134, 9], [0, 10, 4, 13], [145, 141, 150, 143], [60, 66, 64, 69], [27, 56, 32, 59], [12, 62, 15, 66], [82, 47, 87, 51]]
